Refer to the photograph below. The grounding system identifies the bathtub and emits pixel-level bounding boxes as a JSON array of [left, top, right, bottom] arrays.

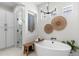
[[34, 40, 71, 56]]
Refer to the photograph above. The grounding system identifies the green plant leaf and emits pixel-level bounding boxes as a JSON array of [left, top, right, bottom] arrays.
[[71, 40, 75, 45], [74, 46, 79, 49], [67, 41, 72, 46], [62, 40, 79, 52], [72, 47, 77, 52]]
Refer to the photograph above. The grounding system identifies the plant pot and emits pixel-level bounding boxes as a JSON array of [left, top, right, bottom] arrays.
[[69, 50, 79, 56]]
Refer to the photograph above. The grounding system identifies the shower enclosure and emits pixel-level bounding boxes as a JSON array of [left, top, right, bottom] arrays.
[[15, 6, 25, 48]]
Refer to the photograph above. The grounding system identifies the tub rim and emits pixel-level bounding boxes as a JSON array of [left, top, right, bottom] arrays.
[[34, 40, 71, 51]]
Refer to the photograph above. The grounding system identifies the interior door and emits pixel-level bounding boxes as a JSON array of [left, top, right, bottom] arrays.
[[6, 28, 14, 47], [0, 8, 6, 49], [6, 11, 15, 47], [0, 27, 6, 49]]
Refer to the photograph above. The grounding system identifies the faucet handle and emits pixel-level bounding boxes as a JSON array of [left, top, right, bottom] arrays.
[[51, 37, 56, 40]]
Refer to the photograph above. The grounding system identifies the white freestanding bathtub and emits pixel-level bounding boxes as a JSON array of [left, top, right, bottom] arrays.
[[34, 40, 71, 56]]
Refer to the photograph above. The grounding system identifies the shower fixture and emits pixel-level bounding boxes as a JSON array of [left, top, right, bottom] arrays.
[[41, 2, 56, 15]]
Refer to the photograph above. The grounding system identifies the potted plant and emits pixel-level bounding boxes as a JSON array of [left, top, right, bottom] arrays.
[[62, 40, 79, 53]]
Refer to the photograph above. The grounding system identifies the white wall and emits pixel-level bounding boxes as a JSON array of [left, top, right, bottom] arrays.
[[38, 2, 79, 46], [22, 2, 38, 44]]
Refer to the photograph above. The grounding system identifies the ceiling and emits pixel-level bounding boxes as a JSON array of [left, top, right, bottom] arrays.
[[0, 2, 46, 11], [32, 2, 46, 6], [0, 2, 17, 8], [0, 2, 24, 9], [33, 2, 44, 5], [0, 2, 46, 8], [0, 2, 24, 11]]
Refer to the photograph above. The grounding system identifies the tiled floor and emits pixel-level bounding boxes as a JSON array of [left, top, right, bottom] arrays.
[[29, 52, 37, 56], [1, 47, 79, 56], [0, 47, 37, 56], [0, 47, 22, 56]]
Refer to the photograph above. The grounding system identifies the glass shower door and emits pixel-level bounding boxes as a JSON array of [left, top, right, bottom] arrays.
[[18, 25, 22, 48]]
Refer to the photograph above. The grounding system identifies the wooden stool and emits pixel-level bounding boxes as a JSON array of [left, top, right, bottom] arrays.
[[23, 42, 34, 56]]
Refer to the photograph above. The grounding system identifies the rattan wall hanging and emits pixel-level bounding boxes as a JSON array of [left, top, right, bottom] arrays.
[[44, 16, 67, 34], [44, 24, 53, 34], [51, 16, 67, 31]]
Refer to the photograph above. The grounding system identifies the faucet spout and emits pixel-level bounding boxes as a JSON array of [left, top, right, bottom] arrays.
[[51, 37, 56, 40]]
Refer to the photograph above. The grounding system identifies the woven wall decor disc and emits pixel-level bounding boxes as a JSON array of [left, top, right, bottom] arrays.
[[44, 24, 53, 34], [51, 16, 67, 31]]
